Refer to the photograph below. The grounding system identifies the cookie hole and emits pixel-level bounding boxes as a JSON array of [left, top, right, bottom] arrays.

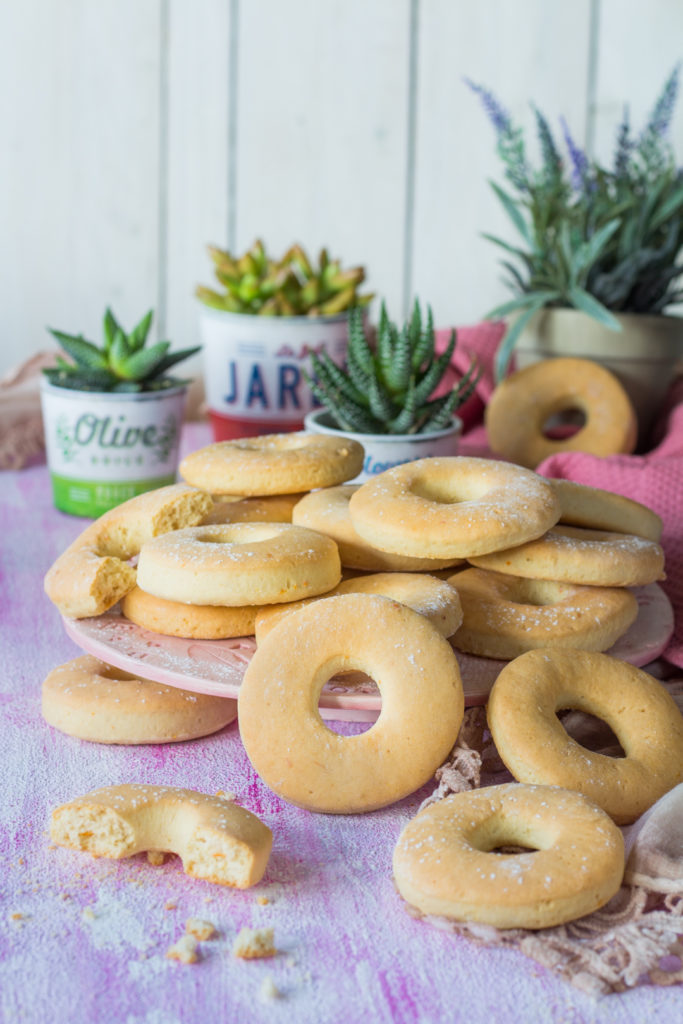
[[491, 844, 537, 855], [542, 407, 586, 440], [559, 709, 625, 758], [410, 479, 464, 504], [319, 670, 377, 734]]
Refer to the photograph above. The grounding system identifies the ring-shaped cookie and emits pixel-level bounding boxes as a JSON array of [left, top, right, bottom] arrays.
[[293, 485, 461, 571], [122, 587, 260, 639], [487, 649, 683, 823], [485, 357, 637, 468], [348, 457, 561, 559], [201, 492, 305, 526], [448, 567, 638, 659], [548, 479, 662, 542], [44, 484, 213, 619], [42, 655, 237, 742], [179, 432, 364, 495], [136, 522, 341, 606], [469, 525, 665, 587], [50, 784, 272, 887], [255, 572, 463, 643], [393, 783, 624, 928], [238, 593, 464, 813]]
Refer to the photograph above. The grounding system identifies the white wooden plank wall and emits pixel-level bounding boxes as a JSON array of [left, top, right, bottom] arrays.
[[1, 0, 681, 378]]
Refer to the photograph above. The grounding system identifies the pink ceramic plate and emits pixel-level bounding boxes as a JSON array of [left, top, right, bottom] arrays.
[[63, 583, 673, 722]]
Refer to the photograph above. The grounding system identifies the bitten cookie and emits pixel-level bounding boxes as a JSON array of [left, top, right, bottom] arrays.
[[44, 484, 213, 619], [50, 784, 272, 887]]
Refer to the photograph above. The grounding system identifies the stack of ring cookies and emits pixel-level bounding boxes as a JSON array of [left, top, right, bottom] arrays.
[[41, 437, 683, 940], [446, 479, 665, 661], [121, 432, 366, 640]]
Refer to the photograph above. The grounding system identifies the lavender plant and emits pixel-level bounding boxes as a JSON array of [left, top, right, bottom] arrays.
[[468, 66, 683, 379]]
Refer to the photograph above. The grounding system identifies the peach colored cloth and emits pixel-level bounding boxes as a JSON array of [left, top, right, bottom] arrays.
[[437, 322, 683, 669], [537, 386, 683, 668]]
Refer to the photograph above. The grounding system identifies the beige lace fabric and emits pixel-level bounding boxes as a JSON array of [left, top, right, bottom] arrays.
[[413, 696, 683, 996], [0, 353, 208, 471], [0, 353, 55, 469]]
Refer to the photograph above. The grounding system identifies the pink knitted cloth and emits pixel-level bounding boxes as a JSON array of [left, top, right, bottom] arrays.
[[537, 391, 683, 668], [437, 321, 683, 669]]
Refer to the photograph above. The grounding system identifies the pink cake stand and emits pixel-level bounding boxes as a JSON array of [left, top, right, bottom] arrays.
[[63, 583, 673, 723]]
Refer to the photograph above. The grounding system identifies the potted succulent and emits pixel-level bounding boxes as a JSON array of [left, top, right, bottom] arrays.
[[41, 308, 199, 517], [196, 240, 372, 440], [469, 66, 683, 444], [303, 300, 479, 481]]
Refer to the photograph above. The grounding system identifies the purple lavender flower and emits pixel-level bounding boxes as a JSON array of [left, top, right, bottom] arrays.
[[466, 78, 529, 192], [637, 64, 680, 173], [533, 106, 562, 184], [614, 105, 633, 178], [560, 116, 589, 191], [464, 78, 512, 134], [643, 63, 680, 139]]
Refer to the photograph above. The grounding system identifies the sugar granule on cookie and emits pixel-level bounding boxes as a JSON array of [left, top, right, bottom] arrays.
[[166, 934, 199, 964], [185, 918, 217, 941], [232, 926, 277, 959]]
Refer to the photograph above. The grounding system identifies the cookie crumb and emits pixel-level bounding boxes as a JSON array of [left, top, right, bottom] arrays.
[[164, 901, 177, 911], [81, 907, 95, 922], [215, 790, 236, 801], [256, 896, 269, 905], [166, 935, 199, 964], [232, 926, 277, 960], [259, 975, 280, 1001], [147, 851, 166, 866], [185, 918, 217, 941]]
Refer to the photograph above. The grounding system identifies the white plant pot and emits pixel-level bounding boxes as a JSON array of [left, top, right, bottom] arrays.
[[304, 408, 463, 483], [199, 307, 351, 441], [40, 380, 187, 517]]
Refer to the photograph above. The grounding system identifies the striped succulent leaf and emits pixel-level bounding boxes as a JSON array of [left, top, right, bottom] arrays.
[[305, 300, 480, 435]]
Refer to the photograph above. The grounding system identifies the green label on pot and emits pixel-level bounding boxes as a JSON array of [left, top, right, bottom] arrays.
[[50, 473, 176, 518], [41, 387, 186, 479]]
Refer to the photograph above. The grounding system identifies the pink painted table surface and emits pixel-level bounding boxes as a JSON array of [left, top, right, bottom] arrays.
[[1, 423, 680, 1024]]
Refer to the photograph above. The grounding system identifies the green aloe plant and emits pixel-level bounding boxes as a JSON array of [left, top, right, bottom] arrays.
[[306, 301, 479, 435], [43, 309, 200, 392], [196, 239, 373, 316]]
